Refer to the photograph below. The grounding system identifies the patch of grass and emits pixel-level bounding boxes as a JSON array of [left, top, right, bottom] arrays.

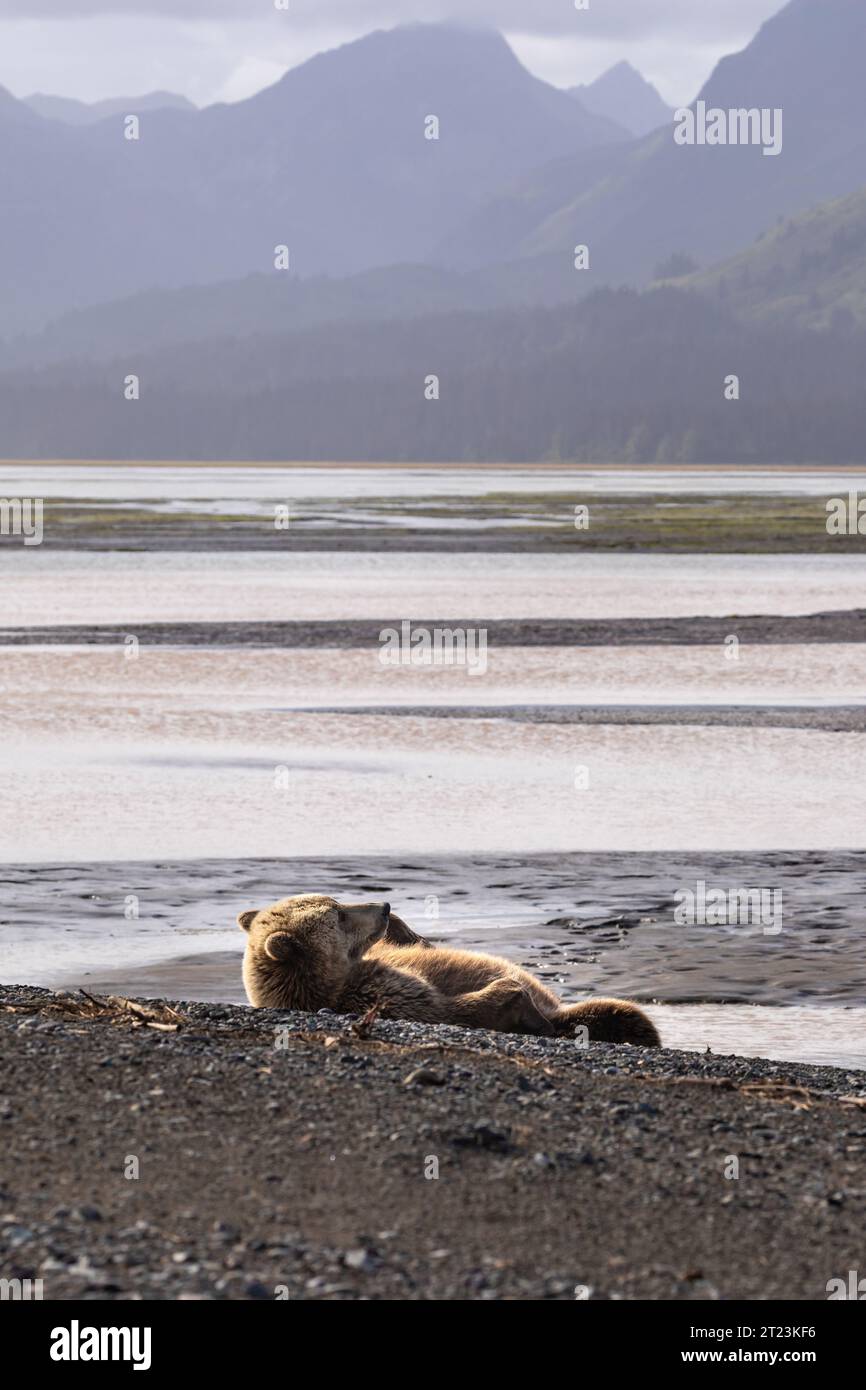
[[6, 490, 858, 552]]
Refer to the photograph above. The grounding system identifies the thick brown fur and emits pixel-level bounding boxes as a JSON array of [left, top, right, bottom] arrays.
[[239, 894, 660, 1047]]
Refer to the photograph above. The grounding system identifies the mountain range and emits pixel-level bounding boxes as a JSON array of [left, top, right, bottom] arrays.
[[0, 25, 625, 335], [444, 0, 866, 287], [2, 0, 866, 463]]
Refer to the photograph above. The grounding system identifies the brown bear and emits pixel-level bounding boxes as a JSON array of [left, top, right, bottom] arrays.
[[238, 894, 660, 1046]]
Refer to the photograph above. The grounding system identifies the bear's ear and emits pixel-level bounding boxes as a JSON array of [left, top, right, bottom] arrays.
[[237, 910, 258, 932], [264, 932, 300, 965]]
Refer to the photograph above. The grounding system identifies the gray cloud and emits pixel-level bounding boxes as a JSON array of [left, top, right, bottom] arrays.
[[0, 0, 787, 41]]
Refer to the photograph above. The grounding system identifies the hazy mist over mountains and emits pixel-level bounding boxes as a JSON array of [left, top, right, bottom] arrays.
[[2, 0, 865, 462]]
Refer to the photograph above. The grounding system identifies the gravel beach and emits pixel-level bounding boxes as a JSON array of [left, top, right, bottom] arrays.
[[1, 984, 864, 1302]]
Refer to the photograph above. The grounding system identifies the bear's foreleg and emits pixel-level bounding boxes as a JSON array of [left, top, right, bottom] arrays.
[[444, 979, 555, 1036]]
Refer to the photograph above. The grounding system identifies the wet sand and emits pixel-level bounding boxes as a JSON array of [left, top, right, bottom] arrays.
[[2, 609, 866, 646], [1, 985, 863, 1301]]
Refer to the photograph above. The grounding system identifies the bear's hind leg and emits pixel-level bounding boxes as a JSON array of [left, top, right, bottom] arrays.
[[554, 998, 660, 1047]]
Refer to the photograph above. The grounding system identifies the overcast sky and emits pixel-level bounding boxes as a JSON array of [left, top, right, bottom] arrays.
[[0, 0, 789, 108]]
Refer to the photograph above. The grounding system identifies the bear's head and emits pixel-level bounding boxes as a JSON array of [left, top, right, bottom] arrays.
[[238, 894, 391, 1009]]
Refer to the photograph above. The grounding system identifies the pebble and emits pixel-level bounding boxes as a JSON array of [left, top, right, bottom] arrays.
[[344, 1248, 377, 1272], [403, 1067, 446, 1086]]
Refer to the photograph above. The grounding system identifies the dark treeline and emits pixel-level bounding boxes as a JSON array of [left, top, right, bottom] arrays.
[[2, 288, 864, 463]]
